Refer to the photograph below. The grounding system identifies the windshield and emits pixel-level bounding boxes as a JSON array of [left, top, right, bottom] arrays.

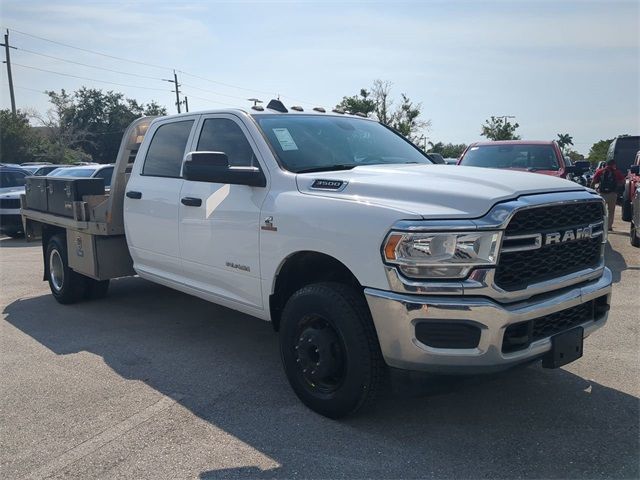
[[254, 115, 430, 173], [461, 144, 560, 171], [0, 171, 27, 188], [49, 168, 95, 178]]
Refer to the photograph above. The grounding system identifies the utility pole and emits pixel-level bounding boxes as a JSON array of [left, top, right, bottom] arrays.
[[183, 96, 189, 113], [1, 29, 17, 114], [163, 70, 182, 113]]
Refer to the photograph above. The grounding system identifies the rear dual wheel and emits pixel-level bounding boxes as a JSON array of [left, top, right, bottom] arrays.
[[46, 234, 110, 304]]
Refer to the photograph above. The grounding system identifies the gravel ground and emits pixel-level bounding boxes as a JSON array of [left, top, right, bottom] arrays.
[[1, 207, 638, 479]]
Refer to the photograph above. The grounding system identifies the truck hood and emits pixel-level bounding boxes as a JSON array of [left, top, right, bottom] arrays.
[[0, 188, 24, 199], [296, 164, 584, 219]]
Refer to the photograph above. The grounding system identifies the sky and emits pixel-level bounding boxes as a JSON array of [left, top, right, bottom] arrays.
[[0, 0, 638, 154]]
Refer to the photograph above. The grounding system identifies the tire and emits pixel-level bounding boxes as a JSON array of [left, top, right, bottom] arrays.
[[3, 229, 24, 238], [621, 187, 632, 222], [46, 234, 87, 304], [631, 220, 640, 248], [84, 279, 110, 300], [279, 282, 386, 418]]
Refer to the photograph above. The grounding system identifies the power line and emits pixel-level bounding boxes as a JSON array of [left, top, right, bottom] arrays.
[[8, 28, 171, 72], [2, 83, 44, 94], [178, 70, 276, 97], [180, 93, 238, 108], [180, 82, 249, 101], [11, 62, 170, 93], [4, 27, 328, 110], [15, 47, 164, 81], [7, 27, 321, 106]]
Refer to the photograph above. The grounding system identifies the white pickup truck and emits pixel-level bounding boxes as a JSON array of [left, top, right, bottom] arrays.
[[21, 101, 612, 417]]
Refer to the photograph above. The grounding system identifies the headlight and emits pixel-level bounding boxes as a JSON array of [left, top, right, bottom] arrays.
[[383, 231, 501, 279]]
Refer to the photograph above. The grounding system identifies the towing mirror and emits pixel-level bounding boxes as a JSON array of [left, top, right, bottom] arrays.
[[182, 151, 266, 187]]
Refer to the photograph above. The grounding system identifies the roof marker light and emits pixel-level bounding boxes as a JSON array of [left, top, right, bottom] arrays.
[[313, 107, 326, 113], [291, 106, 304, 112]]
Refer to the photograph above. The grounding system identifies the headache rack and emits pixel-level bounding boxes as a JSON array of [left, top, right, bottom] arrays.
[[20, 117, 155, 281]]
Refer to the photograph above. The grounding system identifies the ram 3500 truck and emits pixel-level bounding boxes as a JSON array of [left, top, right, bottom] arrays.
[[21, 103, 613, 418]]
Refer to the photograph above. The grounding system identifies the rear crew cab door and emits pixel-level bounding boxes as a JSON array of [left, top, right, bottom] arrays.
[[178, 113, 269, 309], [124, 116, 198, 279]]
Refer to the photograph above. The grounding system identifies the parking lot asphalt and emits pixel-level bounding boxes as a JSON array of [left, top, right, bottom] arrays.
[[1, 208, 638, 480]]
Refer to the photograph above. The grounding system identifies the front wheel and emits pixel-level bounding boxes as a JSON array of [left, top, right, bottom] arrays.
[[279, 282, 386, 418], [46, 234, 87, 304]]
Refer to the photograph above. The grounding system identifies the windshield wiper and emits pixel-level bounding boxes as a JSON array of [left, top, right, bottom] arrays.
[[296, 164, 356, 174]]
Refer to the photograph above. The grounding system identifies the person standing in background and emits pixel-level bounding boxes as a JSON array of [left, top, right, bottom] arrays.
[[591, 158, 625, 231]]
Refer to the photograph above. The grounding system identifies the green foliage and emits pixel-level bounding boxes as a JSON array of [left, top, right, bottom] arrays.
[[336, 80, 430, 143], [480, 116, 520, 141], [43, 88, 167, 164], [566, 149, 585, 162], [428, 141, 467, 159], [556, 133, 573, 153], [587, 138, 614, 165], [336, 89, 376, 117], [0, 110, 37, 164]]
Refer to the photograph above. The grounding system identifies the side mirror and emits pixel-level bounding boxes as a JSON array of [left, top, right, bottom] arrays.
[[631, 165, 640, 175], [183, 151, 266, 187]]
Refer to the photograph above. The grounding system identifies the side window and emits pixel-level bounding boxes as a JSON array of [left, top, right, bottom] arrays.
[[95, 167, 114, 187], [142, 120, 194, 177], [196, 118, 257, 167]]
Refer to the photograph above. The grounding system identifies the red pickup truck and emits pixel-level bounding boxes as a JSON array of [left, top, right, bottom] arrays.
[[458, 140, 575, 179]]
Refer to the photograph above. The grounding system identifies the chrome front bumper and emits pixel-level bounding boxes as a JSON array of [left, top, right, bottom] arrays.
[[365, 268, 612, 374]]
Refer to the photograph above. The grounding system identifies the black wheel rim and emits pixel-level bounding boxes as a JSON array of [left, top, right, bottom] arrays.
[[293, 314, 346, 394]]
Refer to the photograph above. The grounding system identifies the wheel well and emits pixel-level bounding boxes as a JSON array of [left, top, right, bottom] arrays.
[[269, 251, 362, 331], [41, 225, 66, 281]]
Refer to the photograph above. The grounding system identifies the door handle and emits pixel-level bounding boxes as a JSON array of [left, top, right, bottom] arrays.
[[181, 197, 202, 207], [126, 190, 142, 199]]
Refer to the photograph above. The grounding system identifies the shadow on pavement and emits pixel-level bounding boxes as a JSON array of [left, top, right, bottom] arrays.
[[3, 276, 638, 479], [605, 242, 628, 283], [0, 236, 37, 248]]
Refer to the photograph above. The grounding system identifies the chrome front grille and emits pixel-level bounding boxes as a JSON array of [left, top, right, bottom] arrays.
[[495, 201, 605, 291]]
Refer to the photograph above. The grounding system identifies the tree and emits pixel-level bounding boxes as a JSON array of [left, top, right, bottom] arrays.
[[587, 138, 614, 165], [480, 116, 520, 140], [0, 110, 39, 164], [336, 80, 430, 143], [566, 149, 585, 162], [42, 88, 167, 163], [556, 133, 574, 153], [428, 141, 467, 159], [336, 88, 376, 117]]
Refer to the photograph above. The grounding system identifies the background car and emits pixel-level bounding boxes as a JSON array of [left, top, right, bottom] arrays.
[[458, 140, 575, 178], [621, 151, 640, 222], [443, 158, 458, 165], [425, 153, 445, 164], [21, 164, 72, 176], [607, 135, 640, 174], [0, 166, 29, 237], [630, 163, 640, 247], [48, 164, 115, 190]]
